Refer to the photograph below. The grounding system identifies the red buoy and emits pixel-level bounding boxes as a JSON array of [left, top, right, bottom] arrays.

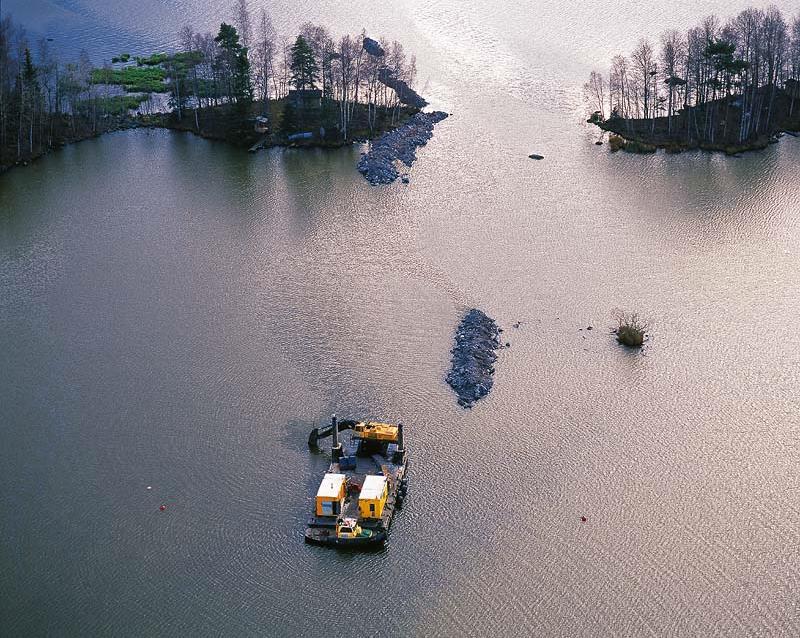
[[159, 505, 166, 511], [581, 516, 587, 522]]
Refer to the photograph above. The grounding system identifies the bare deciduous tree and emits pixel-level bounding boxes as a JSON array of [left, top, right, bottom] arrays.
[[583, 70, 606, 120], [233, 0, 252, 50]]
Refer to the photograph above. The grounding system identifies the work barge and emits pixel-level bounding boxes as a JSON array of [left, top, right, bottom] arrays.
[[305, 416, 409, 548]]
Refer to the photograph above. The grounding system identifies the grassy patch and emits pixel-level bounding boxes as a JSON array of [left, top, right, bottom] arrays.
[[77, 94, 149, 115], [171, 51, 204, 66], [136, 53, 169, 66], [91, 66, 166, 93]]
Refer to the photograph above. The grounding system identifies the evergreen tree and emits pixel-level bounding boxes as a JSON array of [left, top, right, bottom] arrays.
[[214, 23, 252, 106], [289, 36, 319, 90]]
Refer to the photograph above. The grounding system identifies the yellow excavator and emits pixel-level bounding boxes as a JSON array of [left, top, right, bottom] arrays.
[[307, 419, 398, 447]]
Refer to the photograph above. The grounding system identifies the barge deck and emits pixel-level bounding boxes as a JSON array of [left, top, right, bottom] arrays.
[[305, 416, 409, 547]]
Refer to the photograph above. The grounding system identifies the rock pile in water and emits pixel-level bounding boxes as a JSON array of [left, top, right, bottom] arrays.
[[358, 111, 449, 185], [446, 309, 501, 408]]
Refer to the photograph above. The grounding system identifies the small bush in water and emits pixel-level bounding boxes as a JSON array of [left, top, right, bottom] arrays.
[[613, 310, 649, 347]]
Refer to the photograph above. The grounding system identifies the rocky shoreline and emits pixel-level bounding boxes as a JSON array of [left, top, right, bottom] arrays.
[[446, 309, 501, 408], [358, 111, 449, 185]]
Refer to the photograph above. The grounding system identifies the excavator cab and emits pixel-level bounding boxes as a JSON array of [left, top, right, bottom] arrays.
[[352, 421, 399, 456]]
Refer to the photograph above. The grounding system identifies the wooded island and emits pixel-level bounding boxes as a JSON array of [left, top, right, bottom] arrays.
[[0, 1, 427, 173], [586, 6, 800, 154]]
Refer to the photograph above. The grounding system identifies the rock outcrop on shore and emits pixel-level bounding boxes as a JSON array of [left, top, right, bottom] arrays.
[[358, 111, 448, 184], [362, 36, 428, 109], [446, 309, 501, 408], [378, 69, 428, 109]]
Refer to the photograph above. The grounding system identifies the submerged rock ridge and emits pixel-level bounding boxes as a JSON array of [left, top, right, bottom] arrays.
[[358, 111, 448, 184], [446, 309, 501, 408]]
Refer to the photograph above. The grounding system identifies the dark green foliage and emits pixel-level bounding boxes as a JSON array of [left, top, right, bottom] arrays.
[[77, 94, 148, 115], [614, 311, 648, 348], [136, 53, 169, 66], [281, 102, 298, 134], [703, 39, 749, 95], [215, 24, 241, 50], [172, 51, 204, 65], [191, 79, 218, 98], [704, 39, 736, 63], [214, 23, 253, 107], [624, 139, 657, 153], [617, 326, 645, 347], [290, 36, 319, 90], [91, 66, 167, 92], [22, 48, 37, 90]]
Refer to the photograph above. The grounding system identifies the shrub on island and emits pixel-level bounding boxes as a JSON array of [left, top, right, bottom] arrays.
[[624, 140, 657, 154], [608, 134, 626, 152]]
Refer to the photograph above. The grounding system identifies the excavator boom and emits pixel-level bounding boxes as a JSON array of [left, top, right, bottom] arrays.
[[307, 419, 358, 447]]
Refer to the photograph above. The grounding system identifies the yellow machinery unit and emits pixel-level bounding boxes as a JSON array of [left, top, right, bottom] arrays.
[[336, 517, 366, 539], [352, 421, 398, 442], [358, 475, 388, 519], [315, 473, 346, 517]]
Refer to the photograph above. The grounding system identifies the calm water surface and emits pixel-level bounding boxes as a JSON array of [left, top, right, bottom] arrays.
[[2, 1, 800, 636]]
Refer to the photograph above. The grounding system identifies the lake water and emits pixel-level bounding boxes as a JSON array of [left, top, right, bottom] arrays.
[[2, 1, 800, 636]]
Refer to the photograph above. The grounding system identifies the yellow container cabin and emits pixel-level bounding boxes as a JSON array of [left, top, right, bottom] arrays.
[[315, 473, 346, 517], [358, 475, 388, 519], [352, 421, 398, 442]]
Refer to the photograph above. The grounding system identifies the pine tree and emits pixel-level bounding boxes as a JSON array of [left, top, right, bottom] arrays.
[[289, 36, 319, 90], [214, 23, 252, 107]]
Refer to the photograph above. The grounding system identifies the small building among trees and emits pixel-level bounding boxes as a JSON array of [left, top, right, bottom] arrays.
[[288, 89, 322, 109]]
